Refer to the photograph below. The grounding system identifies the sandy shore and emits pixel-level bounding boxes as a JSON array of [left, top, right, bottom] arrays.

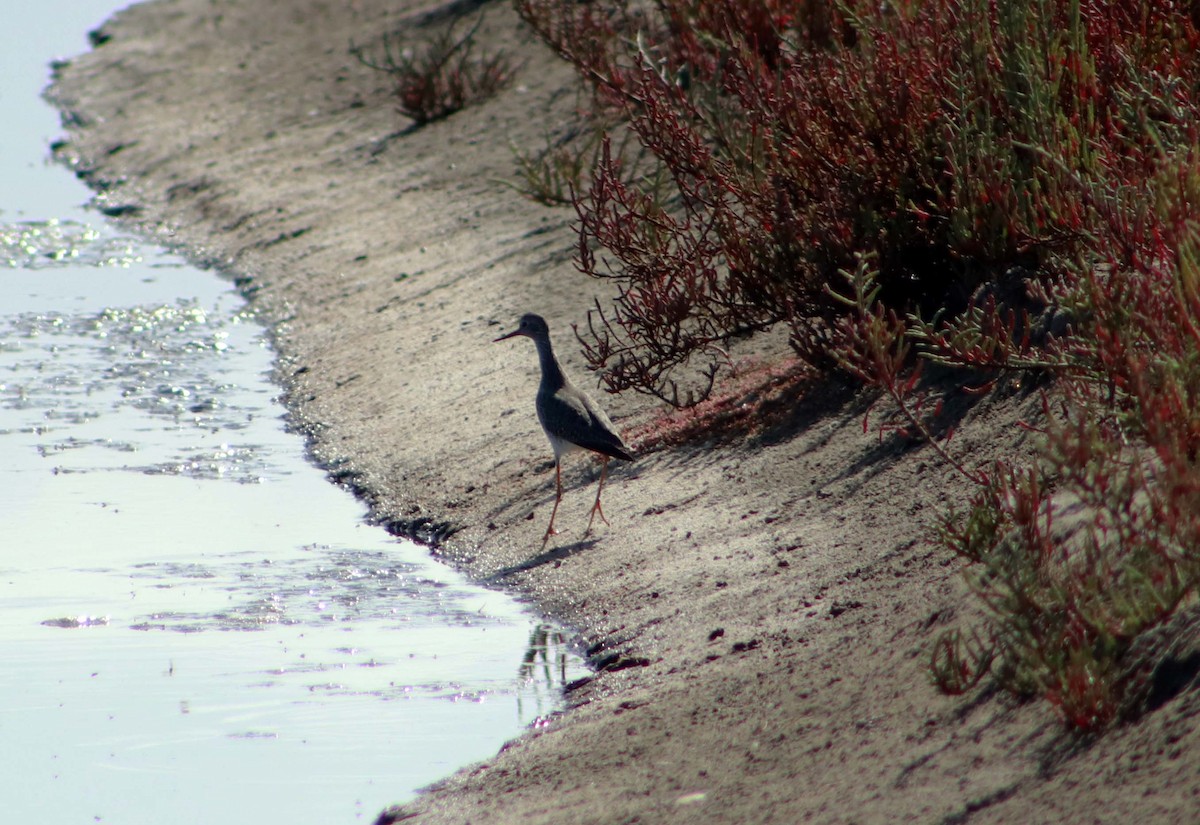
[[48, 1, 1200, 822]]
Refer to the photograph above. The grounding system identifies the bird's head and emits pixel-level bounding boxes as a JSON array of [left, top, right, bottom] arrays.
[[494, 313, 550, 343]]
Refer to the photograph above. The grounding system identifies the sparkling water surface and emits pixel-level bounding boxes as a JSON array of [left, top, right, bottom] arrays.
[[0, 4, 582, 822]]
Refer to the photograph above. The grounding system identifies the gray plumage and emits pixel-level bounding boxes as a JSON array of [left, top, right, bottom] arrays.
[[495, 313, 633, 542]]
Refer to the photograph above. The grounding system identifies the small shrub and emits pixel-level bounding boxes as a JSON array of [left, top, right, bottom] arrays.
[[352, 15, 514, 125], [929, 626, 994, 696], [506, 118, 656, 206], [508, 128, 598, 206]]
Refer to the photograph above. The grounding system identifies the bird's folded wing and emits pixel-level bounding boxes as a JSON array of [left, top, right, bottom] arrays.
[[538, 387, 633, 461]]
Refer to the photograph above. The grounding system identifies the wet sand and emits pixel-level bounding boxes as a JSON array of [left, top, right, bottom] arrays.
[[48, 1, 1200, 822]]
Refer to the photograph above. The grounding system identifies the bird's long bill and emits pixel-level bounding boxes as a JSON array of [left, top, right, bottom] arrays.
[[493, 329, 524, 343]]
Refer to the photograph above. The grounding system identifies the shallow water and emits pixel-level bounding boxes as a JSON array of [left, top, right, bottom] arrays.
[[0, 3, 582, 822]]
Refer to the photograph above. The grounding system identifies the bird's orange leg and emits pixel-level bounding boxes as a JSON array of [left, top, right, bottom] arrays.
[[542, 460, 563, 547], [585, 458, 611, 534]]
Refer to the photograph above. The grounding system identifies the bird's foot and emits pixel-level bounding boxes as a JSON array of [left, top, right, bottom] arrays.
[[585, 505, 610, 535]]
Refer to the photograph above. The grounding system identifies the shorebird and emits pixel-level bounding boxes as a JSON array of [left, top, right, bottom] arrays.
[[494, 313, 634, 545]]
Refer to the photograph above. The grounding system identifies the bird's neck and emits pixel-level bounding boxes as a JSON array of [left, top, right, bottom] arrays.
[[534, 336, 568, 392]]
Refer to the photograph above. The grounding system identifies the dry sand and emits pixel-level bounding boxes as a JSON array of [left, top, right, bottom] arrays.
[[47, 1, 1200, 822]]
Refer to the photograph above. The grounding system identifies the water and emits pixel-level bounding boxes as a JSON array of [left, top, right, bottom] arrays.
[[0, 3, 582, 822]]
